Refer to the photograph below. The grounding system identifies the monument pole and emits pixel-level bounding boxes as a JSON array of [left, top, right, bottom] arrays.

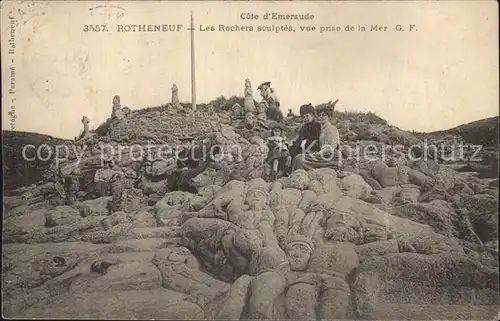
[[190, 11, 196, 111]]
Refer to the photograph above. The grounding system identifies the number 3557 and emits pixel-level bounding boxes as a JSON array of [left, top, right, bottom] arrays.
[[83, 25, 108, 32]]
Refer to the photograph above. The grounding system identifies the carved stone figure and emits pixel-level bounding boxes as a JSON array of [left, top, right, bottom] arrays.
[[171, 84, 180, 105], [240, 205, 418, 320], [206, 104, 215, 115], [76, 116, 90, 141], [122, 107, 131, 118], [287, 109, 295, 118], [244, 79, 256, 114], [256, 101, 268, 122], [245, 234, 348, 320], [111, 95, 124, 120], [232, 103, 244, 118]]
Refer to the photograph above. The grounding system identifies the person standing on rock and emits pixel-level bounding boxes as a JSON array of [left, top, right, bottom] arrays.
[[258, 82, 273, 106], [75, 116, 91, 141]]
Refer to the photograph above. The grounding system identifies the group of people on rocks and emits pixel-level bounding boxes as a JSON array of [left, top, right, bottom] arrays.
[[239, 79, 340, 181], [264, 95, 341, 180], [81, 83, 341, 201]]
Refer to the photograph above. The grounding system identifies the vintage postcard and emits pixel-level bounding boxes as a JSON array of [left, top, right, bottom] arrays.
[[2, 0, 498, 319]]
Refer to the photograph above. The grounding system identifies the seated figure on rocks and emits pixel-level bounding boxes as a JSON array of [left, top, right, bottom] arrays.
[[291, 105, 341, 172], [266, 123, 292, 180], [289, 107, 321, 159], [245, 234, 351, 320]]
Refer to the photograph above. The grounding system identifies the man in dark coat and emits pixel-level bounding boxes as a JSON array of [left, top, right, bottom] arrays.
[[289, 108, 321, 159]]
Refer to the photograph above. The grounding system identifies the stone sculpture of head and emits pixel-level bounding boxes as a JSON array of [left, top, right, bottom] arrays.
[[245, 78, 251, 88], [232, 103, 243, 116], [323, 209, 362, 244], [122, 107, 131, 117], [245, 188, 269, 210], [81, 116, 90, 125], [172, 84, 178, 92], [112, 95, 120, 106], [286, 235, 314, 271], [141, 160, 153, 175]]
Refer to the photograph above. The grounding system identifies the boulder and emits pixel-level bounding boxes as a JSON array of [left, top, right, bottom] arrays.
[[373, 186, 402, 204], [340, 174, 373, 199], [109, 188, 144, 213], [20, 289, 204, 319], [353, 253, 499, 320], [308, 241, 359, 278], [197, 184, 221, 200], [269, 188, 303, 209], [308, 168, 337, 184], [215, 275, 253, 319], [77, 197, 111, 217], [408, 169, 433, 188], [455, 194, 498, 243], [371, 161, 410, 188], [130, 209, 157, 228], [282, 170, 310, 190], [155, 205, 185, 227], [399, 184, 421, 204], [44, 206, 82, 227], [154, 191, 192, 212], [298, 190, 318, 212]]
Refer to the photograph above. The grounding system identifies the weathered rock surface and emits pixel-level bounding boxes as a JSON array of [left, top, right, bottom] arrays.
[[3, 106, 498, 320]]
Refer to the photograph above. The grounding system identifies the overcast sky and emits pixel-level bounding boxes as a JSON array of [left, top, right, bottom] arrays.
[[1, 1, 498, 139]]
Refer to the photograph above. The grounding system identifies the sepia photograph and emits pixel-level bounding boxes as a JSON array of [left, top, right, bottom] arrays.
[[1, 0, 499, 319]]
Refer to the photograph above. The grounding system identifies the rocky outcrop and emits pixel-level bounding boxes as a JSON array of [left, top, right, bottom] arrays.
[[2, 105, 498, 320]]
